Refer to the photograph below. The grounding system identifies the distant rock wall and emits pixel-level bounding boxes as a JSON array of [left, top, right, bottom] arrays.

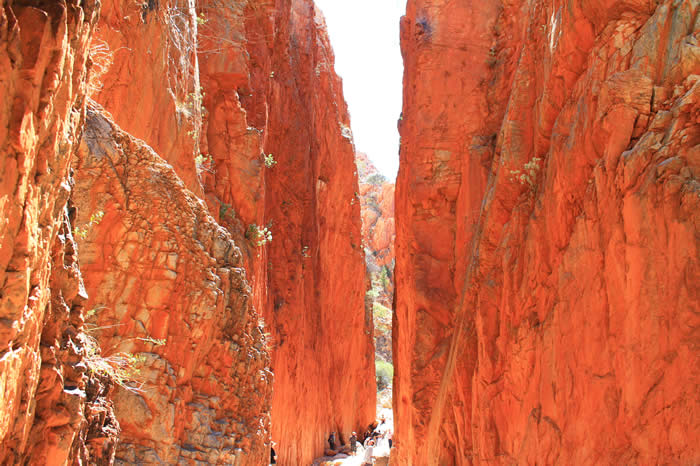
[[357, 153, 395, 365], [395, 0, 700, 464], [358, 152, 396, 308]]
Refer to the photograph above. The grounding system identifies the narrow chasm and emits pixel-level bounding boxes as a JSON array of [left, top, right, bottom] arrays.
[[1, 0, 698, 465]]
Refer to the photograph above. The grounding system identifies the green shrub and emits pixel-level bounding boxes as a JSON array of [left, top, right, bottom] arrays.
[[366, 173, 386, 186], [510, 157, 542, 188], [246, 223, 272, 247], [73, 210, 104, 240], [373, 302, 391, 320], [264, 153, 277, 168], [375, 359, 394, 391]]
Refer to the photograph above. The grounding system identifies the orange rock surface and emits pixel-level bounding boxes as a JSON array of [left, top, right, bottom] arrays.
[[261, 3, 376, 464], [91, 0, 203, 194], [2, 0, 376, 464], [358, 153, 396, 363], [196, 0, 274, 311], [72, 108, 272, 464], [395, 0, 699, 464], [196, 1, 376, 463], [0, 1, 119, 463], [82, 0, 375, 462]]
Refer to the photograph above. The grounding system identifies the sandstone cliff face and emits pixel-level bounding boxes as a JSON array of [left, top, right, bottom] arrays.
[[91, 0, 203, 194], [196, 1, 374, 463], [2, 0, 375, 463], [395, 0, 699, 464], [358, 153, 395, 366], [262, 3, 376, 463], [72, 108, 271, 464], [196, 0, 274, 313], [84, 0, 374, 463], [0, 1, 119, 464]]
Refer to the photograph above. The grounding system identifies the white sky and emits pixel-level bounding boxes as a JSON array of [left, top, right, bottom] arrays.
[[315, 0, 406, 180]]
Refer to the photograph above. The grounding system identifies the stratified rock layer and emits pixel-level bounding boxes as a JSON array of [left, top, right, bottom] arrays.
[[72, 108, 271, 464], [395, 0, 699, 464], [0, 1, 119, 463]]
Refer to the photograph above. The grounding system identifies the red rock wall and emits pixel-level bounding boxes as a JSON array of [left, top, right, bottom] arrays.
[[72, 108, 272, 464], [196, 0, 274, 313], [0, 1, 118, 463], [395, 0, 699, 464], [262, 2, 376, 463], [1, 0, 375, 463], [74, 2, 374, 463], [394, 0, 502, 461], [196, 1, 376, 463], [91, 0, 203, 194]]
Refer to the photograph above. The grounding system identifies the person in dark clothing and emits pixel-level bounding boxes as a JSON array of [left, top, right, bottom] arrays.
[[328, 432, 337, 450], [270, 442, 277, 465], [349, 431, 358, 455]]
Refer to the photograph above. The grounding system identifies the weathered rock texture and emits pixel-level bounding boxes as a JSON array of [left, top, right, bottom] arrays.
[[72, 108, 271, 464], [196, 0, 274, 310], [2, 0, 375, 463], [358, 153, 395, 366], [395, 0, 700, 464], [90, 4, 376, 460], [90, 0, 203, 194], [0, 1, 119, 464]]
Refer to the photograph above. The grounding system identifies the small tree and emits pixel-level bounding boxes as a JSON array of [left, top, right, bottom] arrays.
[[375, 360, 394, 391]]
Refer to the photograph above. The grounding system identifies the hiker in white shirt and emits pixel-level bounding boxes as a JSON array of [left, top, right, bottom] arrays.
[[362, 439, 375, 465]]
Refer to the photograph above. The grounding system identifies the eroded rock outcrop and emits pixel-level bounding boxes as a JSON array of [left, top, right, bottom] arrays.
[[72, 108, 271, 464], [395, 0, 699, 464], [358, 153, 395, 368], [90, 0, 203, 194], [0, 1, 119, 463], [196, 1, 376, 463]]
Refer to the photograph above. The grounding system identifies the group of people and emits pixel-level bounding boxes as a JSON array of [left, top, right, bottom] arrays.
[[326, 415, 393, 465]]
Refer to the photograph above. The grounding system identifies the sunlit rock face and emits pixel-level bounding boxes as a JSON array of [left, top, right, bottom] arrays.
[[395, 0, 699, 464], [2, 0, 374, 463], [90, 0, 203, 195], [198, 0, 377, 463], [0, 1, 119, 463], [261, 2, 376, 464], [358, 152, 395, 364], [73, 108, 272, 464], [83, 0, 375, 464]]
